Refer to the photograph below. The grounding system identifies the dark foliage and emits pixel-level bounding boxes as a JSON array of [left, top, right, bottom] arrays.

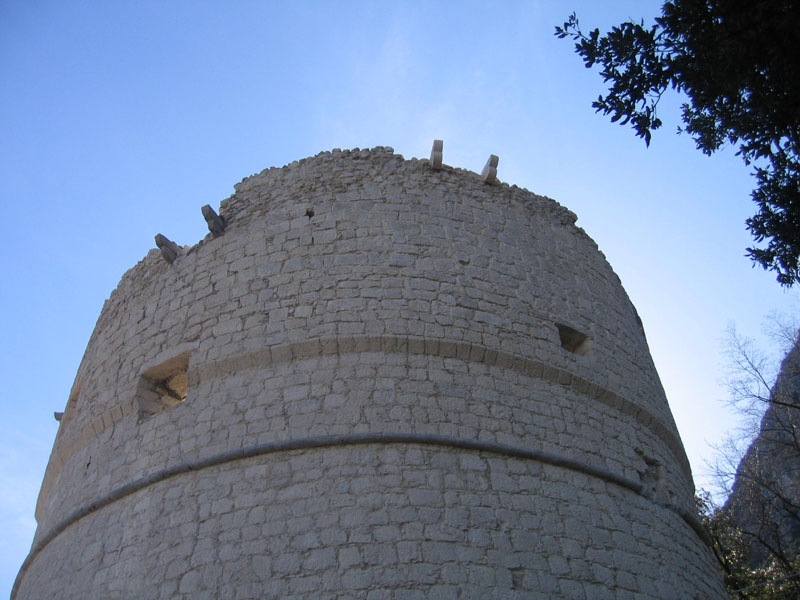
[[704, 324, 800, 597], [556, 1, 800, 285], [699, 491, 800, 598]]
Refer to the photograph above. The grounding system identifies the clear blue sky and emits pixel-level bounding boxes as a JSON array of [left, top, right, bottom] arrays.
[[1, 1, 796, 593]]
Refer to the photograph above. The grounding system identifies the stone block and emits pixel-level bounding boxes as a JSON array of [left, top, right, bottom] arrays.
[[481, 154, 499, 184], [201, 205, 226, 238], [430, 139, 443, 170], [155, 233, 181, 263]]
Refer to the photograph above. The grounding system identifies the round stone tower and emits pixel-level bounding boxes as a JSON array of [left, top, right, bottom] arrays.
[[15, 147, 725, 598]]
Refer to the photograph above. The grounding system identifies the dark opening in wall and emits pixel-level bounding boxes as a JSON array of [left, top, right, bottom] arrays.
[[556, 323, 590, 355], [136, 350, 190, 419], [635, 447, 663, 500]]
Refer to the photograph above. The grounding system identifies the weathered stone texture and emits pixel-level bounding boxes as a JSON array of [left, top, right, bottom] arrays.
[[725, 334, 800, 564], [15, 147, 726, 598]]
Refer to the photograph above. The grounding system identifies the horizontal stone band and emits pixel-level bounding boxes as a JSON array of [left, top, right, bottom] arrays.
[[49, 335, 692, 493], [194, 335, 692, 480], [12, 431, 707, 600]]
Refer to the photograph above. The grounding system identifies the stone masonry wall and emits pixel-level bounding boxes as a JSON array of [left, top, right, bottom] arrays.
[[15, 147, 726, 598]]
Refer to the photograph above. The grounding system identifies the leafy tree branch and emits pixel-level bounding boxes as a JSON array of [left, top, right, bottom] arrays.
[[556, 1, 800, 285]]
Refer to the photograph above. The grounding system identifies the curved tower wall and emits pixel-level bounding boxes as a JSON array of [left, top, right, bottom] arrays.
[[15, 147, 725, 598]]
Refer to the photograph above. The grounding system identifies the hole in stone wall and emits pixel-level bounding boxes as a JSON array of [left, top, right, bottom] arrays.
[[136, 350, 190, 419], [510, 568, 524, 589], [634, 447, 663, 499], [305, 207, 314, 218], [556, 323, 590, 355]]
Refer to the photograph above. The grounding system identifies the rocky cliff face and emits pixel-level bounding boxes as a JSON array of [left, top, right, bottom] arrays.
[[726, 334, 800, 565]]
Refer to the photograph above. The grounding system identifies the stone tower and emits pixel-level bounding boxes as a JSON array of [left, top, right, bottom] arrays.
[[14, 146, 726, 598]]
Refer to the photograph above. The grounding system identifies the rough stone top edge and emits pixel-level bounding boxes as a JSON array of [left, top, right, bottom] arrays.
[[99, 146, 590, 328], [236, 146, 490, 191], [231, 146, 402, 194], [227, 145, 577, 221], [92, 147, 588, 312]]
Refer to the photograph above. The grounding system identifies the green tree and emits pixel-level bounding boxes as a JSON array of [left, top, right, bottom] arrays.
[[555, 1, 800, 286], [697, 491, 758, 595], [699, 490, 800, 598], [701, 315, 800, 597]]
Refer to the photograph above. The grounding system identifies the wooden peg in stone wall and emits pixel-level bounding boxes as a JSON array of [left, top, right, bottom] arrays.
[[155, 234, 181, 264], [481, 154, 499, 184], [202, 205, 226, 237], [430, 139, 443, 170], [54, 412, 63, 422]]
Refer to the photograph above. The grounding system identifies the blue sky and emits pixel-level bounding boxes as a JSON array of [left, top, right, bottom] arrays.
[[1, 0, 796, 593]]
